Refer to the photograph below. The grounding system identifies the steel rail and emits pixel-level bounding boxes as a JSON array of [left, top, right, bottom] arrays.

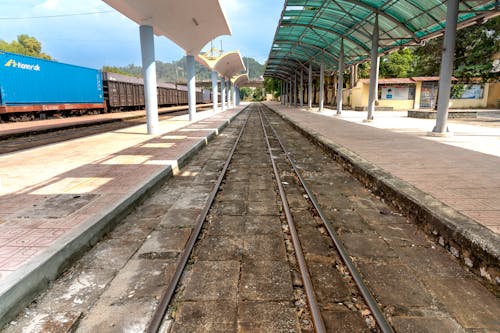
[[257, 104, 327, 333], [147, 106, 253, 333], [260, 104, 395, 333]]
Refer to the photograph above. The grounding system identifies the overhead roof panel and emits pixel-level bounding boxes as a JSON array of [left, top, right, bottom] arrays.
[[265, 0, 499, 78], [103, 0, 231, 55]]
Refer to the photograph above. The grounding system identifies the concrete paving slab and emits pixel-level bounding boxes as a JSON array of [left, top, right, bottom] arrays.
[[237, 301, 300, 333], [239, 260, 294, 301], [171, 301, 237, 333], [181, 260, 240, 301]]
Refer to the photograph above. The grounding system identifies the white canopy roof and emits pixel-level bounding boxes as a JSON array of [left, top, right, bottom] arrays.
[[214, 51, 246, 78], [103, 0, 231, 55]]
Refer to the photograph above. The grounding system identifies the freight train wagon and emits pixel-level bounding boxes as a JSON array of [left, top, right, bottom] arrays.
[[103, 72, 213, 112], [0, 51, 104, 121]]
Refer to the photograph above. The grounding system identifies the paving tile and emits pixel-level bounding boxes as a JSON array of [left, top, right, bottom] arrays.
[[171, 301, 237, 333], [323, 309, 370, 333], [392, 316, 465, 333], [239, 260, 294, 301], [238, 301, 300, 333], [182, 260, 240, 301]]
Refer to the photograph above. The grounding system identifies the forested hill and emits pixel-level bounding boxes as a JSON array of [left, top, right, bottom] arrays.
[[103, 56, 265, 83]]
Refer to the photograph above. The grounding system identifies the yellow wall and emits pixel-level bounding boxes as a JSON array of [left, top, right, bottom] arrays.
[[450, 84, 489, 109], [377, 99, 415, 110], [487, 82, 500, 108]]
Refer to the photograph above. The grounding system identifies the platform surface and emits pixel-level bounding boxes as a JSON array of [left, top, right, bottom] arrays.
[[0, 105, 244, 284], [267, 102, 500, 235]]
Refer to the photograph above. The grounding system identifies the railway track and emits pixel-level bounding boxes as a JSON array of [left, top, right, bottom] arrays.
[[4, 103, 498, 332], [0, 106, 211, 154], [152, 103, 393, 332]]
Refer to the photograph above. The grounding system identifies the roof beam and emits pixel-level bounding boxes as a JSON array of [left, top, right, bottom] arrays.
[[343, 0, 421, 42], [282, 22, 370, 52]]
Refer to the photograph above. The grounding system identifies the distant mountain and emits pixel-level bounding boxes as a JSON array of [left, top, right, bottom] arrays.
[[103, 56, 264, 83]]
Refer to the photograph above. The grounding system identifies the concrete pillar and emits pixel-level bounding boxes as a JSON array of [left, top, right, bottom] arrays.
[[308, 63, 313, 109], [432, 0, 459, 134], [337, 38, 345, 115], [414, 81, 422, 109], [139, 25, 159, 134], [232, 83, 237, 107], [367, 15, 380, 121], [186, 54, 196, 121], [211, 70, 218, 112], [299, 70, 304, 108], [227, 80, 231, 108], [319, 63, 325, 111], [221, 77, 226, 111]]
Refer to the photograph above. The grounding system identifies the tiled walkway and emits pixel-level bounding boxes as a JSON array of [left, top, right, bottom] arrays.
[[267, 102, 500, 234]]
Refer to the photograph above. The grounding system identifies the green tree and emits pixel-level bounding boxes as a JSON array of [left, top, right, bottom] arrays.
[[412, 16, 500, 81], [102, 66, 134, 76], [264, 77, 281, 98], [0, 34, 52, 59], [379, 48, 413, 78]]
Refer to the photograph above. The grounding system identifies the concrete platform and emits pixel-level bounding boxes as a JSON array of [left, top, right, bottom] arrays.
[[0, 104, 213, 140], [266, 102, 499, 284], [0, 104, 246, 325]]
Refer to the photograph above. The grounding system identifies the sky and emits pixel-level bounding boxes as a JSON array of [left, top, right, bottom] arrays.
[[0, 0, 284, 69]]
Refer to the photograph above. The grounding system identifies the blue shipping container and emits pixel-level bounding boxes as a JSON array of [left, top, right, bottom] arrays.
[[0, 51, 103, 105]]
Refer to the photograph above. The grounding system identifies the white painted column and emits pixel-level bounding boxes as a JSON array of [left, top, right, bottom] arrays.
[[432, 0, 459, 135], [186, 54, 196, 120], [212, 70, 218, 112], [337, 38, 345, 115], [308, 63, 313, 109], [227, 80, 231, 108], [221, 77, 226, 111], [367, 15, 380, 121], [139, 25, 158, 134], [232, 83, 237, 107], [319, 63, 325, 111]]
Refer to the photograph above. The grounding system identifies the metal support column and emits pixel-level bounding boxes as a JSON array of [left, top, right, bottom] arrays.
[[211, 71, 218, 112], [308, 63, 313, 109], [367, 14, 380, 121], [337, 38, 344, 115], [139, 25, 158, 134], [293, 73, 298, 107], [319, 63, 325, 111], [186, 54, 196, 121], [432, 0, 459, 135], [299, 70, 304, 108], [281, 81, 284, 104]]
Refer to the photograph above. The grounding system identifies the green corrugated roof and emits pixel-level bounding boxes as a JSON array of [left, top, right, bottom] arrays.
[[265, 0, 499, 79]]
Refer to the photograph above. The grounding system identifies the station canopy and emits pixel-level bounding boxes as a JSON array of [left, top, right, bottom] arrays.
[[103, 0, 231, 55], [265, 0, 499, 79], [216, 51, 246, 79], [232, 73, 249, 86]]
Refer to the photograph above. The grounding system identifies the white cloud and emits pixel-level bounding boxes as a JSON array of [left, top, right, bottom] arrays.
[[33, 0, 108, 13]]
